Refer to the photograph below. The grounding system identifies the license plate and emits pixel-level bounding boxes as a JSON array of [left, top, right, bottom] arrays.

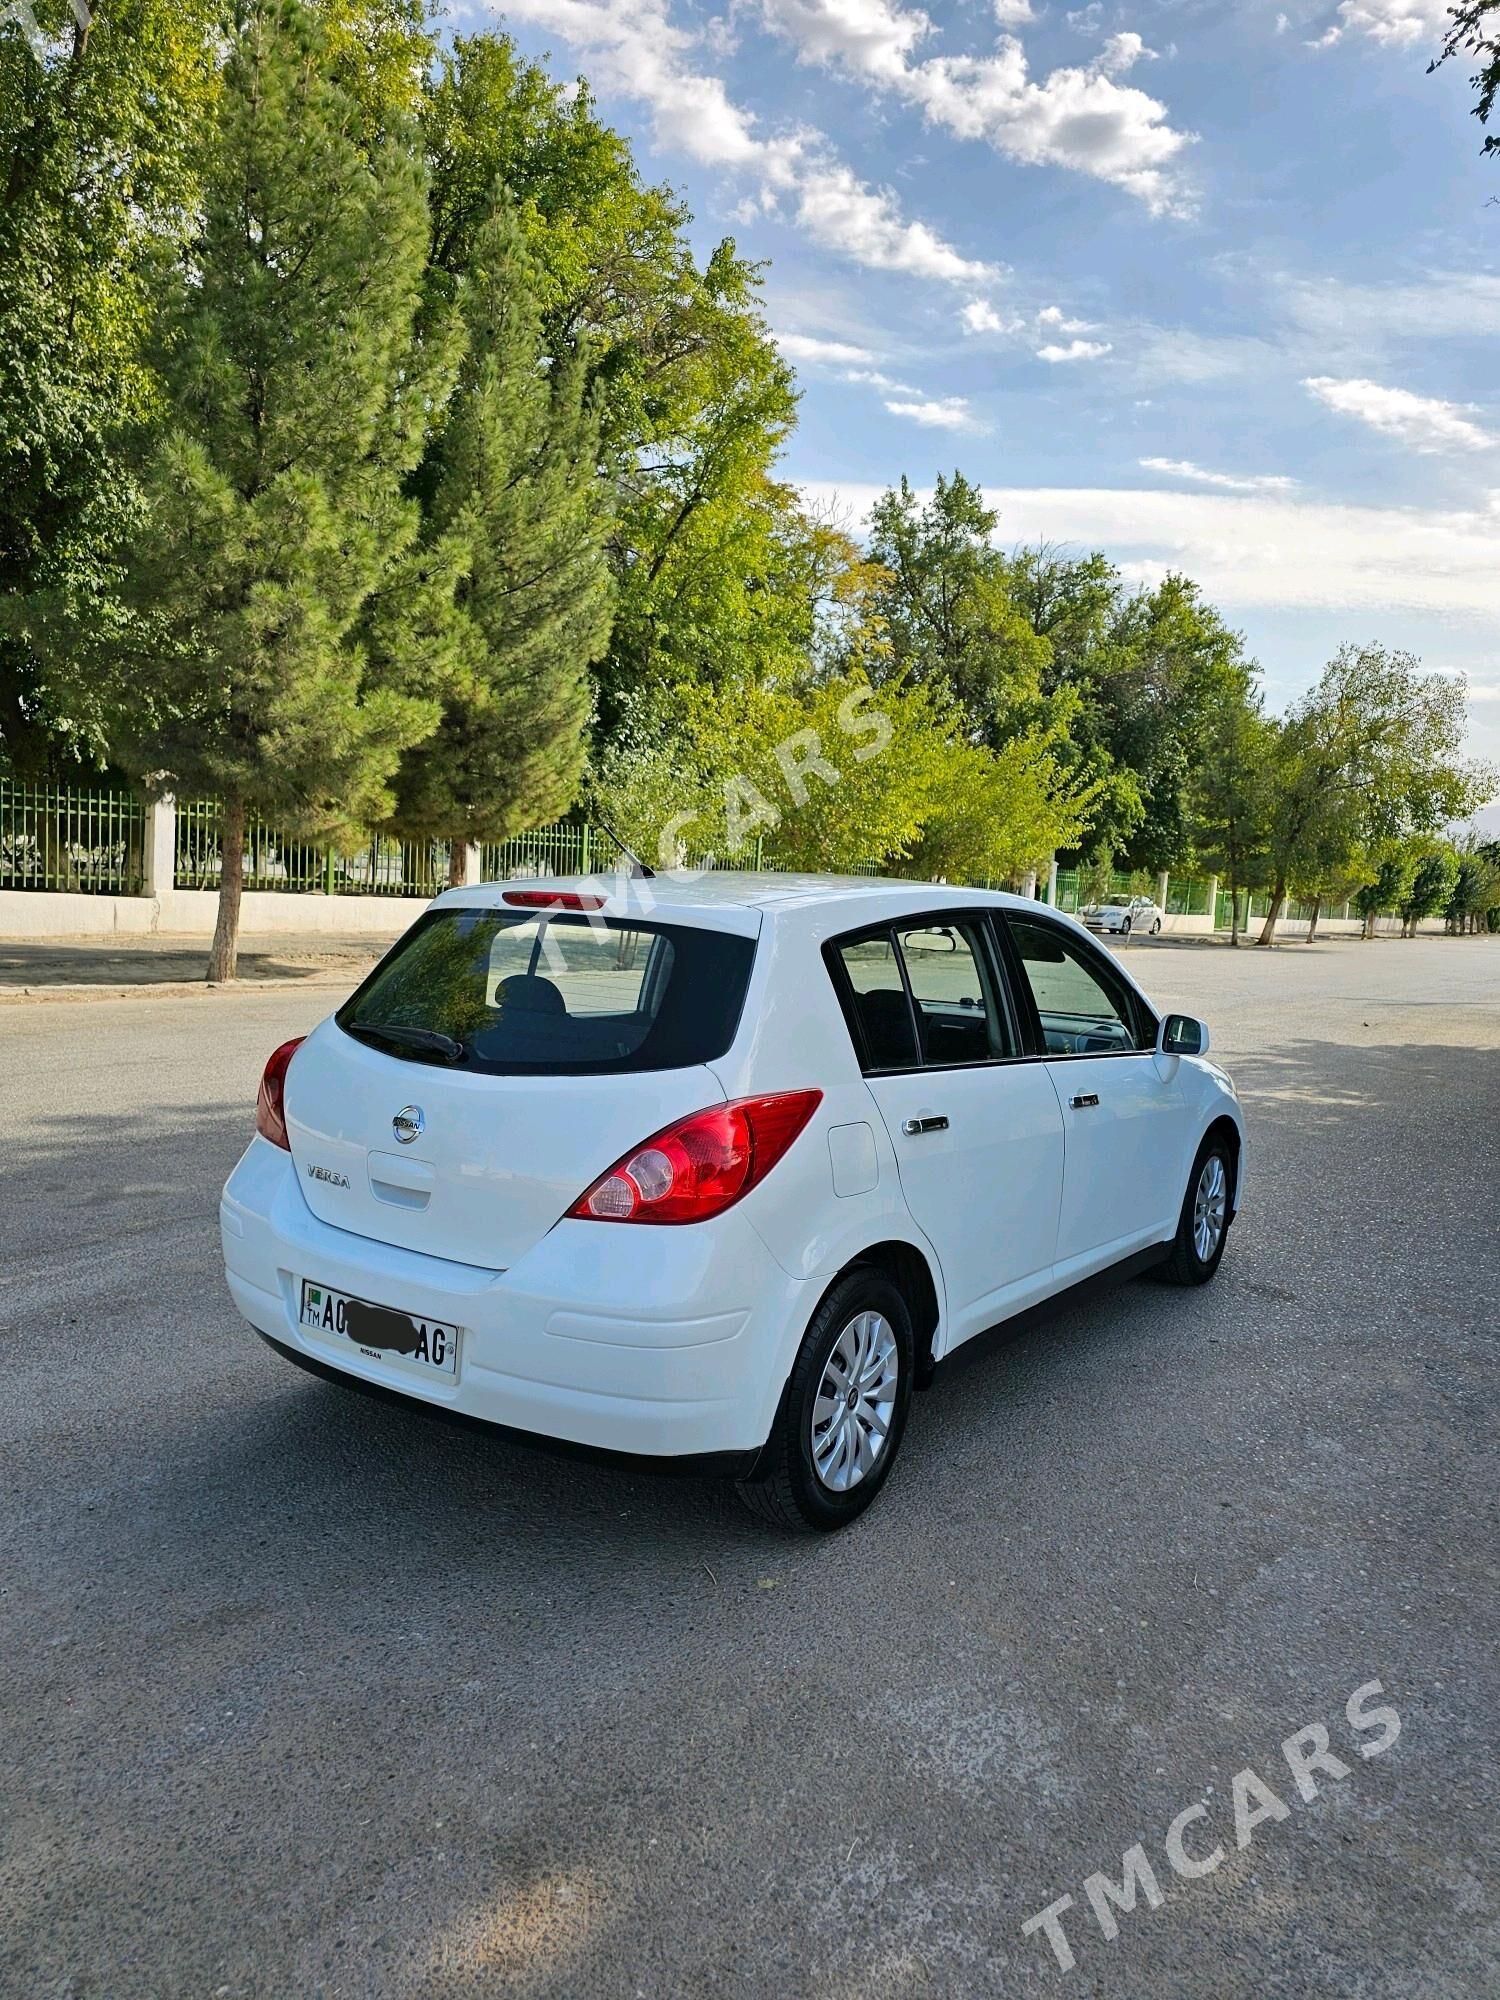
[[299, 1280, 460, 1378]]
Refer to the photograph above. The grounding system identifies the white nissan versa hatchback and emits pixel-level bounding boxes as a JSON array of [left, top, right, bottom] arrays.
[[221, 875, 1244, 1530]]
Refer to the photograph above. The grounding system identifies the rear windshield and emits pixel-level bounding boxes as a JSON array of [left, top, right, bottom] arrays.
[[336, 906, 755, 1075]]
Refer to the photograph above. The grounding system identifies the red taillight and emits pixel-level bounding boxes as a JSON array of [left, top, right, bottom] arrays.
[[502, 888, 606, 910], [567, 1090, 823, 1225], [255, 1037, 305, 1150]]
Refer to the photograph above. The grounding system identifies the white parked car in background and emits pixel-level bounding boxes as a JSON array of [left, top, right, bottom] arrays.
[[222, 875, 1244, 1530], [1082, 893, 1164, 937]]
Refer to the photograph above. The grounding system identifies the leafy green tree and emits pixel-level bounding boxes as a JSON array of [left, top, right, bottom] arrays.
[[1190, 676, 1274, 945], [419, 36, 803, 736], [0, 0, 217, 773], [1011, 548, 1251, 874], [0, 0, 418, 774], [587, 670, 1098, 880], [388, 209, 614, 880], [97, 0, 457, 979], [1431, 3, 1499, 160], [1291, 851, 1369, 943], [1446, 839, 1500, 933], [596, 251, 801, 721], [904, 720, 1103, 886], [1007, 549, 1143, 869], [864, 474, 1051, 748], [1398, 841, 1460, 936], [1257, 645, 1493, 945], [1101, 575, 1252, 874], [1354, 849, 1415, 939]]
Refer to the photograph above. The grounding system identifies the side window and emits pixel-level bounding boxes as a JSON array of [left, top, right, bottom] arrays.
[[1007, 918, 1148, 1056], [832, 919, 1011, 1072], [895, 922, 1011, 1065], [835, 934, 918, 1071]]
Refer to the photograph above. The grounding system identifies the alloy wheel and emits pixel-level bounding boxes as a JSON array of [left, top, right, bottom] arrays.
[[810, 1311, 899, 1492], [1193, 1154, 1228, 1262]]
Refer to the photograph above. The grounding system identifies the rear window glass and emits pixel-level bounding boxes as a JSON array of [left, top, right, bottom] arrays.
[[336, 907, 755, 1074]]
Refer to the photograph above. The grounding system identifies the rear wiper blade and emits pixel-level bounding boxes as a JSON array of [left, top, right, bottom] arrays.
[[344, 1021, 465, 1062]]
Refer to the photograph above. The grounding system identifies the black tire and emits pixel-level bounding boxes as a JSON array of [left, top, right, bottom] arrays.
[[1158, 1135, 1234, 1286], [736, 1270, 915, 1532], [1121, 916, 1132, 937], [1151, 918, 1162, 935]]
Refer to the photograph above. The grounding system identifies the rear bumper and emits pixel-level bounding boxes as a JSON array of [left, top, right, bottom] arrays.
[[248, 1327, 764, 1478], [221, 1137, 813, 1460]]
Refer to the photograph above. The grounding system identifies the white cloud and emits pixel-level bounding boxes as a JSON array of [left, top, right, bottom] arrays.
[[1038, 338, 1113, 361], [910, 43, 1194, 215], [1131, 325, 1279, 384], [1324, 0, 1450, 48], [745, 0, 929, 80], [495, 0, 991, 286], [961, 297, 1012, 334], [776, 331, 879, 364], [758, 0, 1196, 212], [798, 480, 1500, 622], [992, 0, 1033, 19], [1037, 304, 1097, 333], [1139, 456, 1298, 493], [793, 161, 997, 284], [845, 366, 922, 392], [1278, 270, 1500, 346], [500, 0, 774, 167], [883, 393, 985, 429], [1303, 375, 1498, 452], [1096, 31, 1156, 75]]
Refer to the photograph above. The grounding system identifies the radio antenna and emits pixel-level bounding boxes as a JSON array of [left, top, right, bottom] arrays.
[[595, 816, 655, 879]]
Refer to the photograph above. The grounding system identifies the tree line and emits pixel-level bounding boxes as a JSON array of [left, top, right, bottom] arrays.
[[2, 0, 1495, 977]]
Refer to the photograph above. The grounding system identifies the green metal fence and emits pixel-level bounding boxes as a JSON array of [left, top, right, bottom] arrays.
[[1165, 877, 1211, 917], [336, 836, 455, 898], [481, 822, 592, 880], [1049, 866, 1152, 914], [7, 782, 1416, 926], [175, 799, 327, 892], [0, 778, 144, 893], [176, 803, 455, 897], [480, 828, 855, 881]]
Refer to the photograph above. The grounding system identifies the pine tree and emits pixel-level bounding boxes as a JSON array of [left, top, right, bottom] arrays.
[[390, 208, 613, 879], [105, 0, 458, 978], [0, 0, 218, 773]]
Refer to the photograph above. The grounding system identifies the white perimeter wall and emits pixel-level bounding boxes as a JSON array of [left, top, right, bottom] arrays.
[[0, 889, 430, 938]]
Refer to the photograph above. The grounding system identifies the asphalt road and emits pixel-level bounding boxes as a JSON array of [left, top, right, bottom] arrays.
[[2, 935, 1497, 1999]]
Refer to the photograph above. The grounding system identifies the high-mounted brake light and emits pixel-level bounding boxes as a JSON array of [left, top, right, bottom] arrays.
[[502, 889, 606, 911], [567, 1090, 823, 1225], [255, 1037, 305, 1151]]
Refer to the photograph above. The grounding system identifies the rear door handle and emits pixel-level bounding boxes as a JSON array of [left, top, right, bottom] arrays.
[[1070, 1093, 1100, 1109], [901, 1115, 949, 1135]]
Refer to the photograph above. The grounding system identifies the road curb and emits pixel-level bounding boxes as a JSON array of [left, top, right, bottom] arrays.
[[0, 974, 358, 1006]]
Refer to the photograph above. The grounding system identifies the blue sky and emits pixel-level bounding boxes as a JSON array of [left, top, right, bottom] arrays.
[[482, 0, 1499, 814]]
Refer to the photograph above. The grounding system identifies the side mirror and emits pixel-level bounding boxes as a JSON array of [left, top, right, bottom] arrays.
[[1160, 1012, 1209, 1057]]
